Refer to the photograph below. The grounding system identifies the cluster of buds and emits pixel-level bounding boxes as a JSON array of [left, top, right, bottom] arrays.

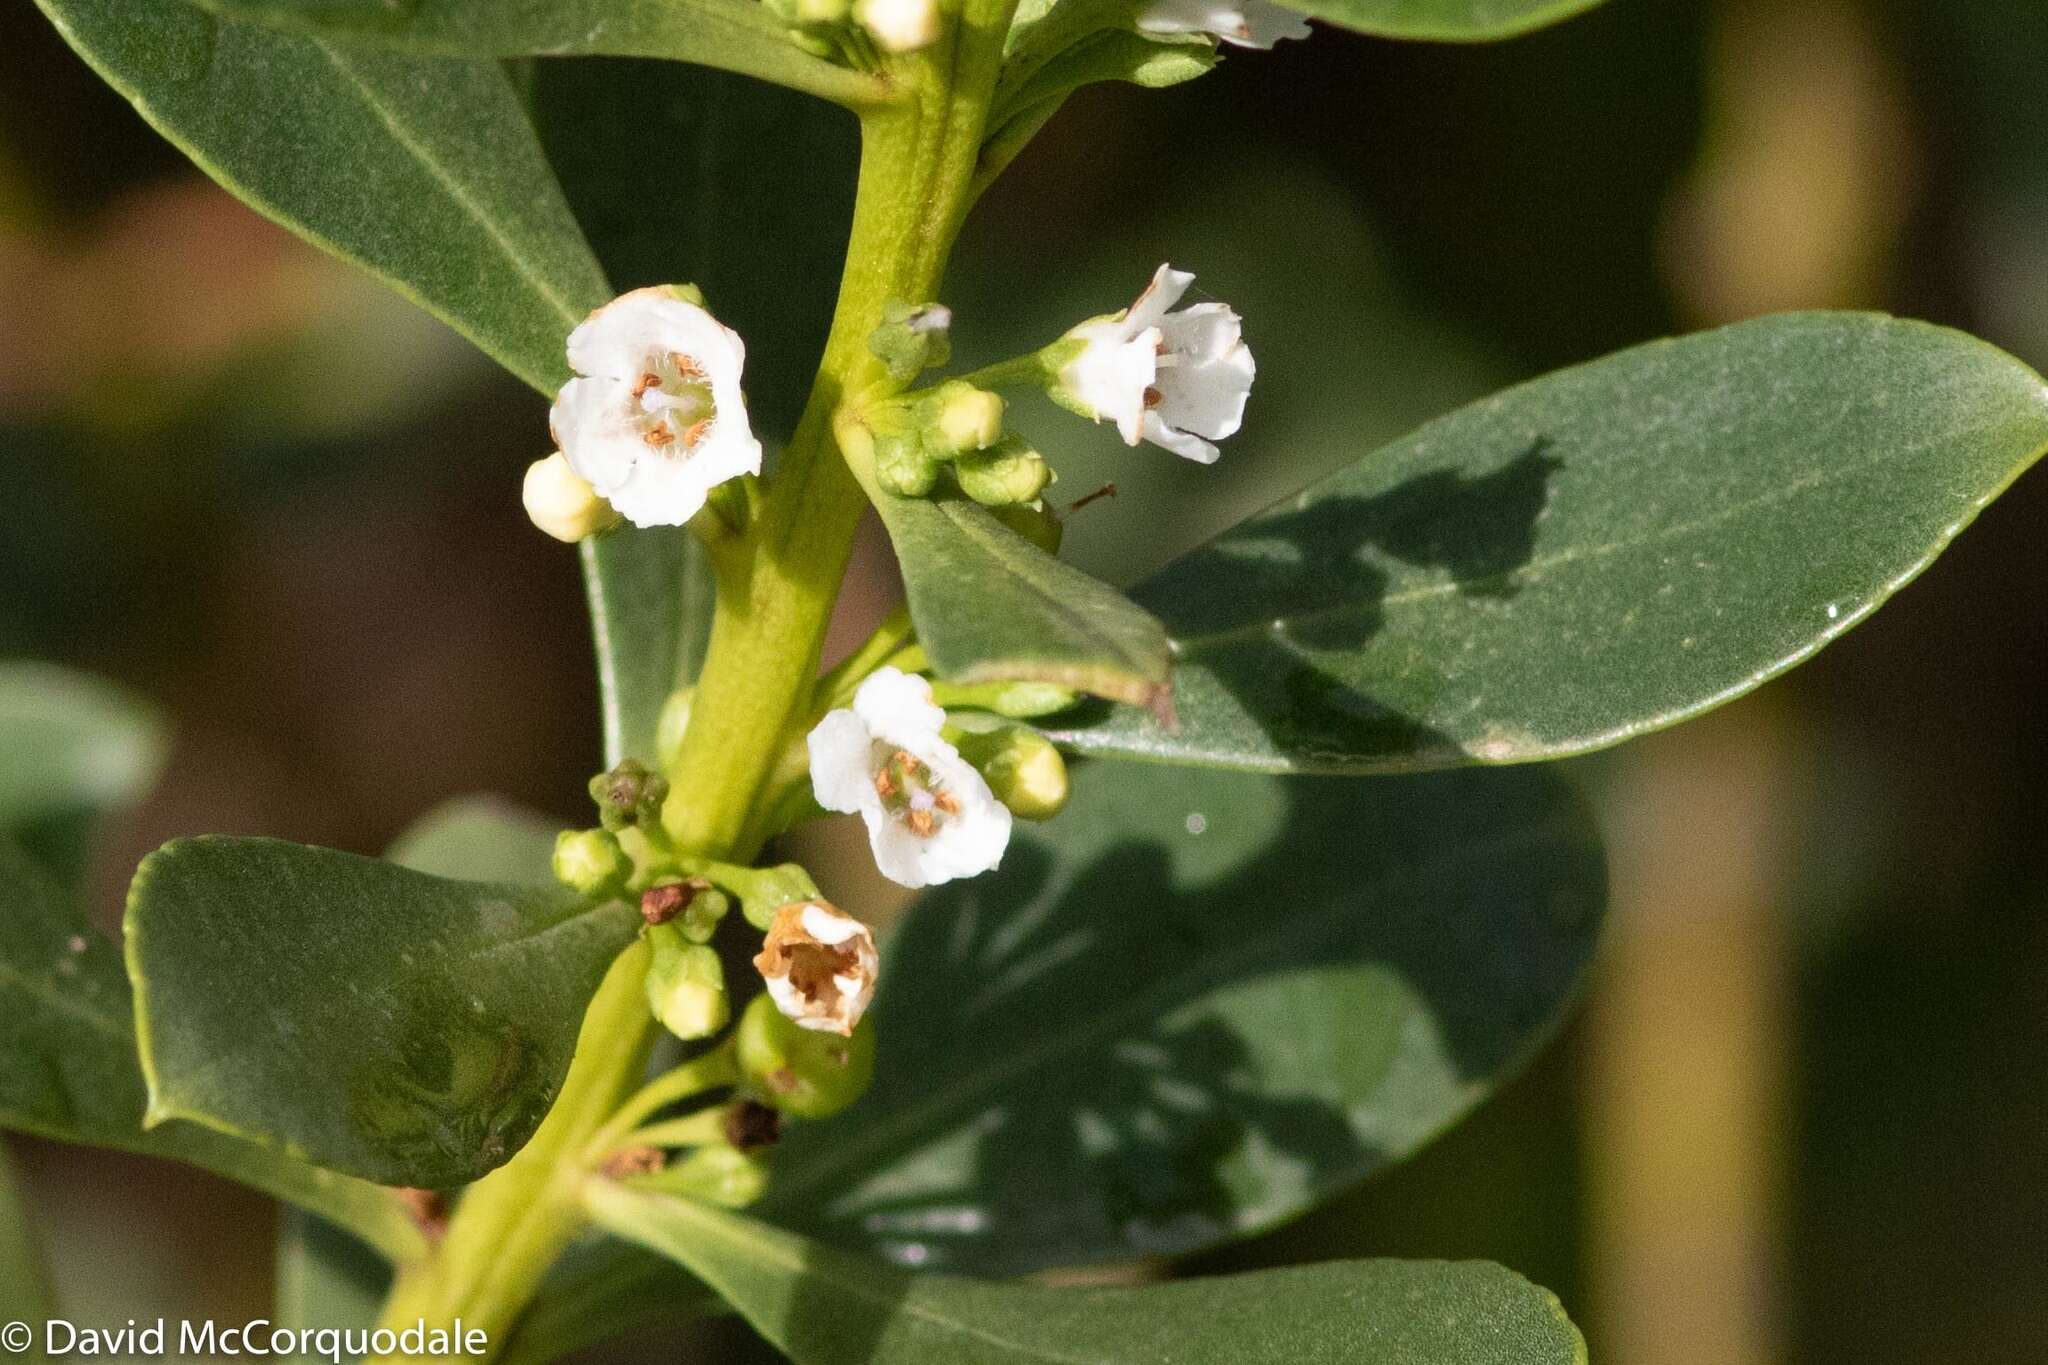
[[870, 380, 1053, 509], [762, 0, 941, 56]]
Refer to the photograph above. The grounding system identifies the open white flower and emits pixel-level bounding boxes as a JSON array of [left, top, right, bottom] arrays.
[[549, 287, 763, 528], [1054, 263, 1255, 464], [1135, 0, 1310, 48], [754, 900, 879, 1035], [807, 668, 1011, 889]]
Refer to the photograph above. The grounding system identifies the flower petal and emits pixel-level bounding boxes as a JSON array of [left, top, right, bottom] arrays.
[[807, 708, 879, 816], [1125, 263, 1194, 332], [1141, 410, 1222, 464], [851, 667, 948, 745]]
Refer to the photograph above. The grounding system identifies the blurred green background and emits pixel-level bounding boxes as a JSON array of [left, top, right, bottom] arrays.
[[5, 0, 2048, 1359]]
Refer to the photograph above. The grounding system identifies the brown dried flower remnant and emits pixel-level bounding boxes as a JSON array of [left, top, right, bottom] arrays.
[[752, 900, 878, 1036]]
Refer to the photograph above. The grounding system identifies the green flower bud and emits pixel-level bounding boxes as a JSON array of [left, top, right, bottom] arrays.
[[953, 434, 1051, 506], [736, 992, 876, 1119], [925, 381, 1004, 456], [589, 758, 669, 832], [956, 725, 1069, 821], [655, 686, 695, 778], [991, 498, 1063, 553], [659, 282, 708, 308], [874, 428, 940, 497], [552, 828, 629, 897], [679, 886, 732, 943], [867, 301, 952, 382], [639, 1143, 770, 1208], [928, 678, 1078, 719], [734, 863, 824, 932], [645, 924, 729, 1041]]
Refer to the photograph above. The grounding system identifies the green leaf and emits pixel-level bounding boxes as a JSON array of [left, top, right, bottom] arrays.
[[762, 760, 1603, 1273], [184, 0, 889, 107], [582, 528, 717, 768], [500, 1237, 724, 1365], [0, 663, 165, 834], [0, 1141, 56, 1331], [385, 795, 560, 886], [877, 494, 1172, 711], [33, 0, 609, 393], [0, 840, 421, 1260], [586, 1182, 1587, 1364], [126, 837, 639, 1187], [992, 29, 1214, 128], [273, 1211, 388, 1356], [0, 663, 166, 886], [1273, 0, 1610, 41], [1054, 313, 2048, 774]]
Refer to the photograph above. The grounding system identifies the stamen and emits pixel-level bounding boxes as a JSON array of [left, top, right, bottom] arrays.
[[905, 808, 936, 838], [934, 791, 961, 815], [632, 372, 661, 399], [1143, 386, 1163, 408], [682, 418, 714, 449], [669, 352, 706, 380], [644, 425, 675, 449], [873, 766, 896, 799]]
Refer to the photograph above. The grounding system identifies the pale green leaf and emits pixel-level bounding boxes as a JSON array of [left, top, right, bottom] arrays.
[[0, 841, 421, 1260], [1053, 314, 2048, 773], [126, 837, 638, 1187], [586, 1183, 1587, 1364]]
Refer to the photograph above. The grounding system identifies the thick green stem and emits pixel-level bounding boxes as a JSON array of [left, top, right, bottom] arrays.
[[370, 9, 1017, 1360]]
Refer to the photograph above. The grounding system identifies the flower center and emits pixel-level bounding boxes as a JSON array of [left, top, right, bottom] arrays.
[[871, 745, 960, 838], [630, 351, 718, 453]]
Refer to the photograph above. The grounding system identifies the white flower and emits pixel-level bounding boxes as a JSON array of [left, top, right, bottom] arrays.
[[807, 667, 1011, 889], [522, 452, 620, 543], [754, 900, 879, 1035], [1135, 0, 1310, 47], [1054, 263, 1256, 465], [549, 287, 763, 528], [858, 0, 940, 51]]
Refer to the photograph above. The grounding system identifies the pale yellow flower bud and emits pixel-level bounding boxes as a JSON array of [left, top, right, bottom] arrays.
[[523, 452, 620, 543]]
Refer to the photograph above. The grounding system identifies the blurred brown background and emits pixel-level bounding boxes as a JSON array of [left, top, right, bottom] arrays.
[[4, 0, 2047, 1359]]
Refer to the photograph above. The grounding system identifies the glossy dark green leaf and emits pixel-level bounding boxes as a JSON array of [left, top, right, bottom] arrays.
[[385, 795, 559, 886], [34, 0, 609, 393], [126, 837, 639, 1187], [762, 760, 1603, 1274], [581, 528, 716, 768], [877, 494, 1172, 711], [273, 1211, 388, 1358], [0, 840, 421, 1259], [1273, 0, 1609, 40], [184, 0, 888, 107], [587, 1183, 1587, 1364], [1053, 314, 2048, 774], [0, 1141, 56, 1329]]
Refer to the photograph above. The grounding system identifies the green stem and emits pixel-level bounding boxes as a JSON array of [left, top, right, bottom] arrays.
[[371, 6, 1019, 1358]]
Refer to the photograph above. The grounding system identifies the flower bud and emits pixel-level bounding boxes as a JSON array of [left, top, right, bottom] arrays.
[[868, 301, 953, 383], [874, 428, 940, 498], [955, 724, 1069, 821], [645, 924, 729, 1041], [953, 435, 1052, 507], [752, 901, 878, 1034], [925, 382, 1004, 456], [797, 0, 851, 20], [589, 758, 668, 832], [640, 1143, 769, 1208], [736, 991, 876, 1119], [552, 828, 628, 897], [523, 453, 621, 544], [992, 498, 1063, 553], [679, 886, 732, 944], [857, 0, 940, 51], [734, 863, 823, 931], [929, 678, 1078, 719]]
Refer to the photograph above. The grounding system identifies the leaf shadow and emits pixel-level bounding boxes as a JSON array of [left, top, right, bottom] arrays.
[[764, 764, 1602, 1283], [1068, 438, 1566, 765]]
